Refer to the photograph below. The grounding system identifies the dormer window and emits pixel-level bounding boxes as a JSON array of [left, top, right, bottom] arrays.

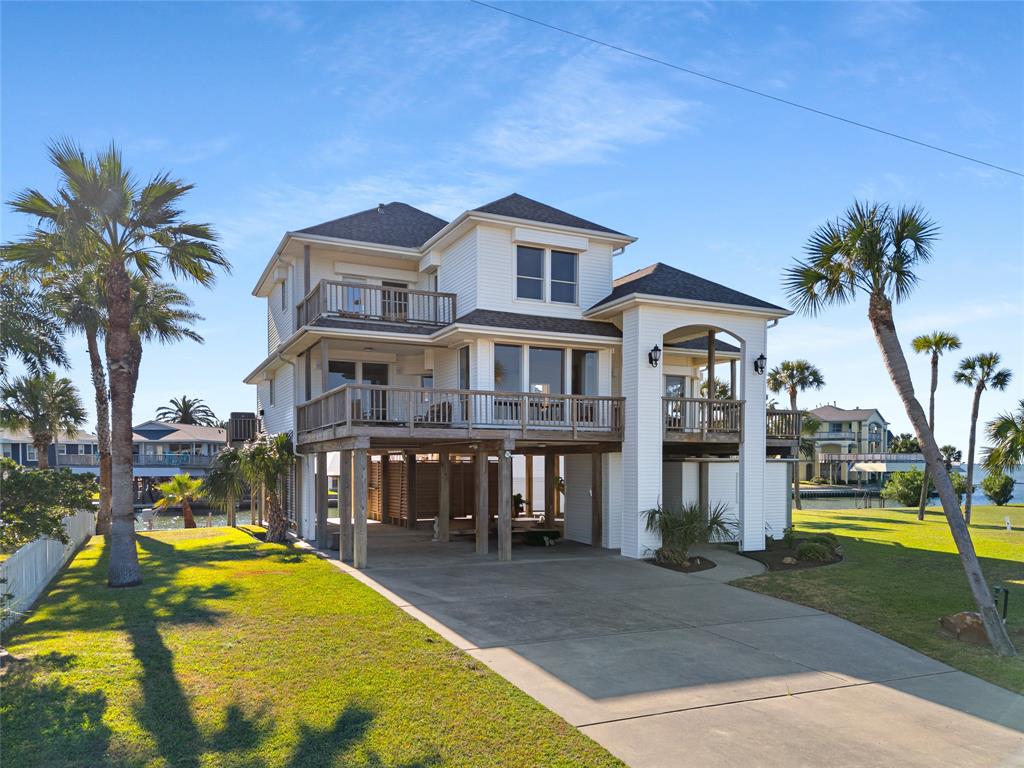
[[516, 246, 544, 300], [515, 245, 579, 304]]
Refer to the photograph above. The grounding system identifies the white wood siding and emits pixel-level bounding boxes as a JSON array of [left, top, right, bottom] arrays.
[[563, 454, 592, 544], [763, 461, 790, 540], [438, 231, 477, 316]]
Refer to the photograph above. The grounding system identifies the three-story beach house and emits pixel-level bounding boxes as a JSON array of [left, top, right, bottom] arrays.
[[244, 194, 801, 566]]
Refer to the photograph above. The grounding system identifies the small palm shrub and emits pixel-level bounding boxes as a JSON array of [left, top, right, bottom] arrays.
[[809, 475, 828, 485], [643, 501, 736, 565], [796, 542, 830, 562]]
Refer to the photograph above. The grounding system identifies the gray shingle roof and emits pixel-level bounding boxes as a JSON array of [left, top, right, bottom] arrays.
[[473, 194, 627, 237], [590, 262, 787, 312], [668, 337, 740, 354], [297, 202, 448, 249], [455, 309, 621, 338], [810, 405, 884, 422]]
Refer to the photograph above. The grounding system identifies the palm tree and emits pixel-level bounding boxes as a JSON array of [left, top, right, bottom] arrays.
[[890, 433, 920, 453], [0, 372, 86, 469], [783, 200, 1015, 656], [239, 433, 295, 543], [156, 395, 218, 426], [8, 140, 228, 587], [910, 331, 961, 519], [954, 353, 1012, 525], [0, 270, 67, 379], [699, 378, 732, 399], [153, 474, 204, 529], [940, 444, 962, 472], [203, 448, 247, 527], [767, 360, 825, 509], [984, 400, 1024, 475]]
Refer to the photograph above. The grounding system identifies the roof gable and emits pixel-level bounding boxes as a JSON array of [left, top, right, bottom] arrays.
[[473, 193, 626, 237], [810, 405, 885, 423], [590, 262, 786, 312], [297, 202, 448, 249]]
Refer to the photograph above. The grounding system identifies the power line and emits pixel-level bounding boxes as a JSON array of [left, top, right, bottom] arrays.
[[470, 0, 1024, 179]]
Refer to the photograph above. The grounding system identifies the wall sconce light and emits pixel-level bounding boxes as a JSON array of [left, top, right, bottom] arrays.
[[754, 353, 767, 375], [648, 344, 662, 368]]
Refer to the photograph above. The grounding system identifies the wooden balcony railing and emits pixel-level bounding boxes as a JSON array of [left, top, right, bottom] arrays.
[[663, 397, 743, 438], [297, 280, 457, 328], [766, 409, 802, 440], [297, 384, 624, 439], [55, 453, 216, 468]]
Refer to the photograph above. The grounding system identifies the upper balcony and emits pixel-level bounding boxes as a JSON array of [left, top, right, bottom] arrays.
[[297, 279, 457, 330], [663, 397, 802, 443], [814, 431, 857, 442], [55, 453, 215, 468]]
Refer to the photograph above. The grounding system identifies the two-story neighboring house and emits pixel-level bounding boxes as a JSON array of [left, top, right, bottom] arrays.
[[803, 405, 890, 483], [1, 427, 100, 468], [244, 194, 801, 567]]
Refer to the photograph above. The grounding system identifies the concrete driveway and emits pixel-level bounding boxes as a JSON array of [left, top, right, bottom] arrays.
[[329, 525, 1024, 768]]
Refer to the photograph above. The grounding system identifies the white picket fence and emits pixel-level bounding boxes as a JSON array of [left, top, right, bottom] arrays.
[[1, 509, 95, 631]]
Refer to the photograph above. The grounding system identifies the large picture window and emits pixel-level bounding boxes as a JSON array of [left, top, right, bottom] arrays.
[[571, 349, 598, 395], [516, 246, 544, 300], [327, 361, 357, 390], [550, 250, 577, 304], [530, 347, 564, 394], [494, 344, 522, 391]]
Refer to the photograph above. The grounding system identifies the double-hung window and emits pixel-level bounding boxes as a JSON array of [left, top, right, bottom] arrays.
[[550, 250, 577, 304], [515, 245, 578, 304], [516, 246, 544, 300]]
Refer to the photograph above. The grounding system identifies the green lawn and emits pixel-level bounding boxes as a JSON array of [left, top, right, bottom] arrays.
[[1, 528, 623, 768], [736, 504, 1024, 694]]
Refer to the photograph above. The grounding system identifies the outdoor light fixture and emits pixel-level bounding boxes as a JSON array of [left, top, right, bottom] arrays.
[[754, 353, 767, 375], [648, 344, 662, 368]]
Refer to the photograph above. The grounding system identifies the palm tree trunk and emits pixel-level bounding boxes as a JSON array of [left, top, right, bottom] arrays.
[[917, 353, 938, 520], [86, 327, 113, 536], [105, 260, 142, 588], [35, 440, 50, 469], [964, 383, 982, 526], [790, 389, 801, 510], [182, 499, 196, 529], [265, 487, 289, 543], [868, 295, 1015, 656]]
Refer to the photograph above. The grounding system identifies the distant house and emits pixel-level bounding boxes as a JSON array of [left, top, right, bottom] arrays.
[[0, 427, 100, 468], [802, 405, 891, 483]]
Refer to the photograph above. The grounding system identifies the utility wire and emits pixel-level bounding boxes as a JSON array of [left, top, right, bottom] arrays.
[[470, 0, 1023, 179]]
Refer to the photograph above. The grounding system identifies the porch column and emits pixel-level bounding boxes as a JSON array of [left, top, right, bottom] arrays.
[[737, 325, 768, 551], [437, 450, 450, 542], [339, 449, 353, 562], [591, 452, 603, 547], [524, 455, 534, 516], [353, 447, 368, 568], [405, 451, 418, 529], [315, 451, 328, 549], [707, 329, 717, 404], [730, 359, 737, 399], [497, 444, 512, 561], [544, 454, 557, 526], [380, 455, 390, 524], [475, 447, 489, 555]]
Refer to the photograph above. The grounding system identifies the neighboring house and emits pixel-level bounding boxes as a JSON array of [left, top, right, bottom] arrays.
[[0, 427, 100, 468], [53, 420, 227, 479], [803, 405, 891, 483], [245, 193, 802, 566]]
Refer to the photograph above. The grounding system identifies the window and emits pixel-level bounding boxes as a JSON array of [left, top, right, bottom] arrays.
[[664, 375, 691, 398], [361, 363, 389, 386], [1, 444, 11, 459], [26, 445, 38, 462], [268, 377, 275, 406], [494, 344, 522, 391], [327, 361, 357, 390], [280, 277, 287, 311], [56, 444, 67, 455], [516, 246, 544, 300], [420, 375, 433, 389], [530, 347, 564, 394], [550, 250, 577, 304], [829, 422, 843, 433], [458, 346, 471, 389], [572, 350, 598, 395]]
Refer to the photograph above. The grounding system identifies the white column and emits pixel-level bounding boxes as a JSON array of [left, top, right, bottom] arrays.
[[620, 306, 663, 559], [738, 324, 767, 551]]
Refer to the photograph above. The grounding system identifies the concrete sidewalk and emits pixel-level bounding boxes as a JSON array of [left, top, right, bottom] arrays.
[[324, 526, 1024, 768]]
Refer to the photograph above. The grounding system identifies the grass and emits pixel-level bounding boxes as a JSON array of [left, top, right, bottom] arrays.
[[736, 504, 1024, 694], [1, 527, 623, 768]]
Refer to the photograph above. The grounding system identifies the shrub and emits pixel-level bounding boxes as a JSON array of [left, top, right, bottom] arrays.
[[882, 468, 969, 507], [0, 458, 97, 552], [980, 473, 1015, 506], [809, 475, 828, 485], [807, 533, 840, 553], [796, 541, 830, 562], [782, 526, 797, 549], [643, 501, 736, 564]]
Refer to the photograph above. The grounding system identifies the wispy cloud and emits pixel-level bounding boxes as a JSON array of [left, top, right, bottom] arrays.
[[123, 135, 233, 165], [473, 54, 698, 168], [251, 3, 305, 32]]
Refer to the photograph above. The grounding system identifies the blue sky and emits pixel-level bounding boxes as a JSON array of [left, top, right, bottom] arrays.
[[2, 1, 1022, 452]]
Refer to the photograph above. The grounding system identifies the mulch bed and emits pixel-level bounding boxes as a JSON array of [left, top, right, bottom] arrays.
[[647, 555, 717, 573], [741, 537, 843, 571]]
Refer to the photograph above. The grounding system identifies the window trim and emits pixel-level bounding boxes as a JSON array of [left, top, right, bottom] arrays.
[[549, 250, 578, 305], [513, 244, 581, 306], [515, 245, 546, 302]]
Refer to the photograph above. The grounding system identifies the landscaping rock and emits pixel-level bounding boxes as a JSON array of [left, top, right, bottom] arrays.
[[938, 611, 990, 646], [782, 556, 798, 565]]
